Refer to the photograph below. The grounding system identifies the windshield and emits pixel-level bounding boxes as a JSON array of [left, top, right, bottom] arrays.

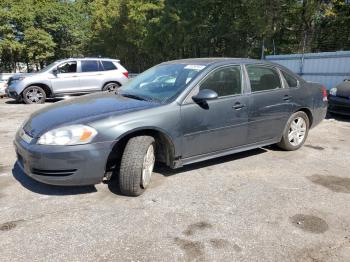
[[37, 61, 61, 73], [119, 63, 206, 102]]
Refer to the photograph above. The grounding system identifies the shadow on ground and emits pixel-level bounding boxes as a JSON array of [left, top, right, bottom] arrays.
[[5, 98, 63, 104], [154, 148, 268, 177], [12, 162, 97, 196], [108, 147, 268, 195], [326, 112, 350, 122]]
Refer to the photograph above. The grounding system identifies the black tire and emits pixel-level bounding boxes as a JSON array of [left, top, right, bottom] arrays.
[[102, 82, 120, 92], [22, 86, 46, 104], [119, 136, 156, 196], [277, 111, 310, 151]]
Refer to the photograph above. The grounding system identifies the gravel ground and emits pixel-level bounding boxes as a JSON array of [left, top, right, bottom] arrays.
[[0, 97, 350, 262]]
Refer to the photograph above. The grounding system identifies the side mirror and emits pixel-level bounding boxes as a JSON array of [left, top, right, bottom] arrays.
[[192, 89, 218, 103], [52, 68, 58, 75]]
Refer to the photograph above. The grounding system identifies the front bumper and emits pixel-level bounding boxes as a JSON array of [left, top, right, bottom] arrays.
[[14, 135, 116, 186], [7, 89, 20, 100], [328, 96, 350, 116]]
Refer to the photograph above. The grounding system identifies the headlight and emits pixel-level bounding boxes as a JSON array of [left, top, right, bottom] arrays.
[[38, 125, 98, 145], [329, 88, 337, 96]]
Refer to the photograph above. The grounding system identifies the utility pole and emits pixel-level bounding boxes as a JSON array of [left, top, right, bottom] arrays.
[[261, 39, 265, 60], [300, 32, 307, 76]]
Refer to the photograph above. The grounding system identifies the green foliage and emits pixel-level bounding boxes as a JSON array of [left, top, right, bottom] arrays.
[[0, 0, 349, 72], [0, 0, 89, 72], [23, 28, 55, 69]]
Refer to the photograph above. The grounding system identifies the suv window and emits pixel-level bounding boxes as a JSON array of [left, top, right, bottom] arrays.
[[81, 60, 102, 72], [282, 71, 298, 88], [57, 61, 77, 74], [199, 65, 241, 97], [102, 60, 117, 71], [246, 65, 281, 92]]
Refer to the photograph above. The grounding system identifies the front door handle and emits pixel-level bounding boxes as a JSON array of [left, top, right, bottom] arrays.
[[233, 102, 245, 110], [283, 95, 291, 101]]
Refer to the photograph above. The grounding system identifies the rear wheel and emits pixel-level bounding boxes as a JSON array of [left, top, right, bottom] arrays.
[[22, 86, 46, 104], [277, 111, 309, 151], [102, 82, 120, 92], [119, 136, 156, 196]]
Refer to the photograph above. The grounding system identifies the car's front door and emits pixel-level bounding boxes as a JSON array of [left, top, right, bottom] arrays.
[[181, 65, 249, 158], [245, 64, 292, 144], [78, 60, 105, 91], [50, 61, 80, 94]]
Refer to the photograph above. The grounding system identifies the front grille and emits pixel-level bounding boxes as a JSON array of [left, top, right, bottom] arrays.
[[32, 168, 77, 177]]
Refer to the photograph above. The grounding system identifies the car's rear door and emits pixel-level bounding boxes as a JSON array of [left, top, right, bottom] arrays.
[[77, 60, 105, 91], [245, 64, 293, 144], [180, 65, 249, 158]]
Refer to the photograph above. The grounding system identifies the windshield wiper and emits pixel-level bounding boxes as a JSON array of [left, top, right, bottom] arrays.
[[119, 92, 159, 103]]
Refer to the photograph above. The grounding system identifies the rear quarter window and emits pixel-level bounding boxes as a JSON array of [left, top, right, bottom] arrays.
[[102, 61, 117, 71], [282, 71, 298, 88]]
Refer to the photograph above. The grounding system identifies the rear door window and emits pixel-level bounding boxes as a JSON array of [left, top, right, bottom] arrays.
[[101, 60, 117, 71], [246, 65, 281, 92], [81, 60, 102, 72]]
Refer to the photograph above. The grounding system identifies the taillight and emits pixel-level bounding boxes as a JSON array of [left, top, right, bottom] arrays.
[[322, 86, 328, 102], [123, 71, 129, 78]]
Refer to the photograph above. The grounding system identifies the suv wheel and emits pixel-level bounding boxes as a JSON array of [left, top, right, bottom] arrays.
[[23, 86, 46, 104], [277, 111, 309, 151], [119, 136, 156, 196], [103, 82, 120, 92]]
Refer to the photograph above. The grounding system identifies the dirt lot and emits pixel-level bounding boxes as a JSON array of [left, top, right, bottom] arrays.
[[0, 97, 350, 262]]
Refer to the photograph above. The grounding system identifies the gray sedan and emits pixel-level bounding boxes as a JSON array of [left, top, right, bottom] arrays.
[[14, 58, 328, 196]]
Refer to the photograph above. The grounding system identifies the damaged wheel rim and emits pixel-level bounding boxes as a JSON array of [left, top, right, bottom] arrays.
[[141, 144, 155, 188]]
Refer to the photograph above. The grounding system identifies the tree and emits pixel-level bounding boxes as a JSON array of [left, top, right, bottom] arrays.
[[23, 28, 56, 70]]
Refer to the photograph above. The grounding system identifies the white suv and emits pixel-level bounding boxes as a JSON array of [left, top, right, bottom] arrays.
[[6, 58, 129, 104]]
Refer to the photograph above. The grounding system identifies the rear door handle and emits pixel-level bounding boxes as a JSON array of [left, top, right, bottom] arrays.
[[233, 102, 245, 110]]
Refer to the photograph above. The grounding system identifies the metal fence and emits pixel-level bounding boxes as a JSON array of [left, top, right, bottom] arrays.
[[266, 51, 350, 89]]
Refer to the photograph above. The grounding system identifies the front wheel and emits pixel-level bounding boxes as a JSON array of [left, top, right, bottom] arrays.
[[119, 136, 156, 196], [277, 111, 309, 151], [22, 86, 46, 104]]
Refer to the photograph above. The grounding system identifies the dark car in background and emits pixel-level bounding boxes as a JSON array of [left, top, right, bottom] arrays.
[[328, 79, 350, 116], [14, 58, 327, 196]]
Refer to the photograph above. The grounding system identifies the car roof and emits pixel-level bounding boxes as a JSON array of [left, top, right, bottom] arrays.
[[161, 57, 303, 82], [161, 58, 273, 66], [62, 57, 120, 62]]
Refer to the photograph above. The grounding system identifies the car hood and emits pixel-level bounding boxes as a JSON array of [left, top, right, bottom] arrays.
[[23, 93, 160, 138], [335, 82, 350, 98], [11, 73, 36, 79]]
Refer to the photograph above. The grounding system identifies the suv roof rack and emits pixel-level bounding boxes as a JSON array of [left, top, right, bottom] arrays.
[[67, 57, 119, 60]]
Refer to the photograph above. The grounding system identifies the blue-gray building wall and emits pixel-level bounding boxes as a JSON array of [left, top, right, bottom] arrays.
[[266, 51, 350, 89]]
